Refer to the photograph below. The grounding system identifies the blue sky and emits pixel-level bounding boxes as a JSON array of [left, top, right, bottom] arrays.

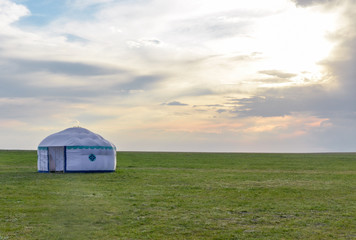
[[14, 0, 66, 25], [0, 0, 355, 152], [13, 0, 101, 26]]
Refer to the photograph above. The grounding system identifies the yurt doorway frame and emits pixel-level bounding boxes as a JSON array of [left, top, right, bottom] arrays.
[[48, 147, 65, 172]]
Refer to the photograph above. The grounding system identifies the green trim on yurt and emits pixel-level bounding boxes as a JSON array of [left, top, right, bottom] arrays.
[[66, 146, 115, 150], [38, 146, 115, 150]]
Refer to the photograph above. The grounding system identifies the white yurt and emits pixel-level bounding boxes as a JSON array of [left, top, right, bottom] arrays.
[[37, 127, 116, 173]]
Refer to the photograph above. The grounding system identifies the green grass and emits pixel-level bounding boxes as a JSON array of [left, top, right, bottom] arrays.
[[0, 151, 355, 239]]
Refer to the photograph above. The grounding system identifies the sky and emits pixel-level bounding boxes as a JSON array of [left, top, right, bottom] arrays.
[[0, 0, 355, 152]]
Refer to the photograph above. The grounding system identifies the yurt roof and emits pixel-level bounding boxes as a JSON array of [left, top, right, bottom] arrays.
[[38, 127, 115, 148]]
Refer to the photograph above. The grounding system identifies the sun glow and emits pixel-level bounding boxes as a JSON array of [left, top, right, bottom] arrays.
[[255, 4, 338, 80], [212, 2, 338, 86]]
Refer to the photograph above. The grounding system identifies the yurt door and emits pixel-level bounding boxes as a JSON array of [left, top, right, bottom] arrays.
[[48, 147, 65, 172]]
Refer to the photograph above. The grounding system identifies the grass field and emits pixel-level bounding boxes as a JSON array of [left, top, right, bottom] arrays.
[[0, 150, 355, 239]]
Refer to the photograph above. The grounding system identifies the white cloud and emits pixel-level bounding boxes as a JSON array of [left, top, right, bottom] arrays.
[[0, 0, 29, 25]]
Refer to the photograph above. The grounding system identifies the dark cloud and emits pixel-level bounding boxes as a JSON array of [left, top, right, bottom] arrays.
[[0, 75, 120, 99], [5, 58, 121, 76], [325, 38, 356, 96], [229, 96, 293, 117], [183, 88, 215, 97], [0, 57, 166, 99], [229, 83, 355, 118], [227, 82, 356, 151], [0, 56, 129, 98], [0, 97, 72, 122], [117, 75, 163, 90], [216, 109, 226, 113], [0, 78, 32, 97], [0, 83, 83, 98], [291, 0, 336, 7], [163, 101, 188, 106], [259, 70, 297, 79], [193, 104, 224, 107]]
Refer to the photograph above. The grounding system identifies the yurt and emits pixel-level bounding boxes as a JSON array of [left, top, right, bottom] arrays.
[[37, 127, 116, 173]]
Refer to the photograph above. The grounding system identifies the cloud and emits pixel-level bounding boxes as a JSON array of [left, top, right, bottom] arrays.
[[217, 0, 356, 151], [174, 15, 251, 40], [163, 101, 189, 106], [69, 0, 114, 9], [0, 0, 355, 152], [0, 97, 73, 122], [64, 34, 88, 43], [258, 70, 297, 79], [0, 0, 29, 25], [228, 0, 356, 117], [254, 78, 292, 84], [169, 7, 277, 41], [229, 82, 355, 118], [4, 58, 122, 76], [230, 52, 263, 62], [126, 38, 161, 48], [229, 96, 293, 117], [117, 75, 164, 91], [0, 56, 130, 99], [216, 109, 226, 113], [291, 0, 336, 7]]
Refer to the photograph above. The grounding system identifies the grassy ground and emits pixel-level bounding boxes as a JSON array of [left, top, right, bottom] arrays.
[[0, 150, 355, 239]]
